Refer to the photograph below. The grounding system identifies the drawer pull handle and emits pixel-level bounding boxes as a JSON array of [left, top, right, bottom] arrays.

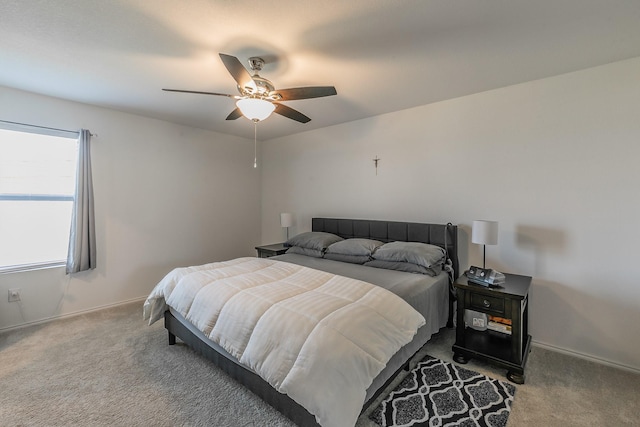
[[483, 299, 491, 308]]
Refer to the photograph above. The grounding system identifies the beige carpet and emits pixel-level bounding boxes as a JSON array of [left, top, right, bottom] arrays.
[[0, 301, 637, 426]]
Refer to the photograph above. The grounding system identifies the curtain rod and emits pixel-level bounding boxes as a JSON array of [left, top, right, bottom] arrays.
[[0, 119, 97, 137]]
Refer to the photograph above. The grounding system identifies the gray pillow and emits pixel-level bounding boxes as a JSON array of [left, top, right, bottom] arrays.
[[285, 232, 343, 251], [364, 260, 442, 277], [326, 238, 383, 257], [285, 246, 324, 258], [372, 241, 445, 268], [324, 253, 371, 264]]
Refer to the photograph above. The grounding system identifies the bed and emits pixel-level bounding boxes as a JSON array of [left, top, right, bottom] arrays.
[[144, 218, 459, 427]]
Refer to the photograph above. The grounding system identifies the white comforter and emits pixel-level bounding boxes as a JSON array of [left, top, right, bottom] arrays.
[[143, 257, 425, 427]]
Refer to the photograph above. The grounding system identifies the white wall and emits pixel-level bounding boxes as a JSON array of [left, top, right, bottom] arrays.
[[261, 57, 640, 371], [0, 86, 261, 330]]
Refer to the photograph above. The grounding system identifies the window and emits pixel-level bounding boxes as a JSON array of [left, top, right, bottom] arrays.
[[0, 123, 78, 272]]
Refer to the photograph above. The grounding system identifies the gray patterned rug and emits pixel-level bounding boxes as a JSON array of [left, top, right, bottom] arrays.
[[370, 355, 516, 427]]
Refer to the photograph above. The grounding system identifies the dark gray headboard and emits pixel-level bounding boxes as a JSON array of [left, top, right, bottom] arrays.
[[312, 217, 459, 279]]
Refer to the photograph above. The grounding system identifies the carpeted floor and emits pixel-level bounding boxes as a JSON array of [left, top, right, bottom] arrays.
[[0, 301, 638, 426]]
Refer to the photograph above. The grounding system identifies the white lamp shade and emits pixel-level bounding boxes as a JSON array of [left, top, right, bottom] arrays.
[[280, 213, 293, 228], [472, 220, 499, 245], [236, 98, 275, 121]]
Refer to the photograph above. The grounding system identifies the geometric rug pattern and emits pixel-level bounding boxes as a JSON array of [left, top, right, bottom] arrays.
[[369, 355, 516, 427]]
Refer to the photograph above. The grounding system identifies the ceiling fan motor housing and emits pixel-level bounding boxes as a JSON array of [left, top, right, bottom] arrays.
[[242, 57, 276, 97], [251, 76, 275, 95]]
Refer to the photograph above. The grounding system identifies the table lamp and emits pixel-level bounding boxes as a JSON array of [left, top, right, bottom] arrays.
[[471, 220, 498, 268], [280, 213, 293, 240]]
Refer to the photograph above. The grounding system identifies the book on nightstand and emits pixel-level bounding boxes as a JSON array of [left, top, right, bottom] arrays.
[[487, 315, 512, 335]]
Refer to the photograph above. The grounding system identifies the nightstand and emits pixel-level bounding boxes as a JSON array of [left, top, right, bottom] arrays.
[[255, 243, 288, 258], [452, 272, 532, 384]]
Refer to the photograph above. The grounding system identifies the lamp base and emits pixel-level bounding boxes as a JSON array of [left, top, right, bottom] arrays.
[[483, 245, 486, 269]]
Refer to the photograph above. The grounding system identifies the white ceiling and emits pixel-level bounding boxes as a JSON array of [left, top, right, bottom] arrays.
[[2, 0, 640, 141]]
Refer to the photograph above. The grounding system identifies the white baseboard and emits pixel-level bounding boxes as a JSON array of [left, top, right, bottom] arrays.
[[532, 339, 640, 374], [0, 296, 148, 334]]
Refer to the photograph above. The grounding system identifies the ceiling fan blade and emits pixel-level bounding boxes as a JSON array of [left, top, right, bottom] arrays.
[[271, 86, 337, 101], [226, 108, 243, 120], [219, 53, 257, 92], [162, 88, 237, 98], [274, 103, 311, 123]]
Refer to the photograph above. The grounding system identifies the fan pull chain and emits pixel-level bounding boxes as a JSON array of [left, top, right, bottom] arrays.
[[253, 120, 258, 168]]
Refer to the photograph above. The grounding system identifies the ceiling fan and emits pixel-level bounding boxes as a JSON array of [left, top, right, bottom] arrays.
[[163, 53, 337, 123]]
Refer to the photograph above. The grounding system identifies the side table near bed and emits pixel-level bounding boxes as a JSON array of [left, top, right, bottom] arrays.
[[255, 243, 288, 258], [452, 272, 532, 384]]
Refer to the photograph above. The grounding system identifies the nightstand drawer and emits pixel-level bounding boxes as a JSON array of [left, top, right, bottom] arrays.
[[470, 293, 505, 315]]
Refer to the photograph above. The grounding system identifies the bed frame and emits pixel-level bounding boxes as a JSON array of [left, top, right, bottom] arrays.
[[164, 218, 459, 427]]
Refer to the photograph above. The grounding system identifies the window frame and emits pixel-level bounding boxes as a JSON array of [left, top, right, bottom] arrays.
[[0, 120, 79, 274]]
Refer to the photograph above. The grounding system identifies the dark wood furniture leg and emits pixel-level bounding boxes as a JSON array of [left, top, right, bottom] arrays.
[[447, 288, 455, 328], [453, 287, 469, 364]]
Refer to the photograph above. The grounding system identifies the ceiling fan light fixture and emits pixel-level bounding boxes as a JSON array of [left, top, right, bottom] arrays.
[[236, 98, 275, 122]]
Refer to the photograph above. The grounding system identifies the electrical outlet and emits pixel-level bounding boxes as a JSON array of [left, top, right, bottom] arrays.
[[8, 288, 21, 302]]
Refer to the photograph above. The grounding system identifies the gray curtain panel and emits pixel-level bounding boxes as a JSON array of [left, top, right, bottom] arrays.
[[66, 129, 96, 274]]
